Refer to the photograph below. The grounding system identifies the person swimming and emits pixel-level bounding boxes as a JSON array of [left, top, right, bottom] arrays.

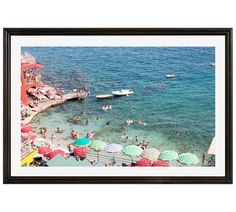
[[106, 120, 112, 125], [126, 119, 133, 125], [56, 127, 63, 133], [137, 121, 147, 126], [71, 130, 80, 139], [73, 115, 80, 121]]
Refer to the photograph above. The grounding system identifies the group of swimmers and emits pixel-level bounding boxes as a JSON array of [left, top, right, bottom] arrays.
[[137, 140, 150, 150], [102, 105, 112, 111], [126, 119, 147, 126], [71, 130, 80, 139]]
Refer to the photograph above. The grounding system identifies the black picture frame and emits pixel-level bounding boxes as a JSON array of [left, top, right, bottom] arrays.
[[3, 28, 233, 184]]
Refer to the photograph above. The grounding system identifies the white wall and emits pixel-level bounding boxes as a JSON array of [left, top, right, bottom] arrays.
[[0, 1, 235, 212]]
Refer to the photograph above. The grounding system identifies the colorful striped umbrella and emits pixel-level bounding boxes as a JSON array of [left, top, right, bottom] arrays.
[[104, 143, 123, 162], [136, 158, 152, 166], [90, 140, 107, 162], [159, 150, 178, 162], [74, 147, 89, 157], [142, 148, 160, 161], [122, 145, 143, 162], [105, 143, 123, 153], [22, 135, 37, 142], [73, 137, 90, 147], [38, 146, 52, 155], [178, 153, 199, 165], [152, 160, 169, 167]]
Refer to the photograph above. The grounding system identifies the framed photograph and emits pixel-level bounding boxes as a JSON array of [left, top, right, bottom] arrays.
[[3, 28, 232, 184]]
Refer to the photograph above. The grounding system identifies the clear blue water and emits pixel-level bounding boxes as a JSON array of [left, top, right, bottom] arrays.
[[22, 47, 215, 156]]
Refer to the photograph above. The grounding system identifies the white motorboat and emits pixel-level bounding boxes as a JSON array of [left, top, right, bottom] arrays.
[[112, 89, 134, 96], [96, 94, 113, 99], [166, 74, 176, 78], [210, 62, 215, 66]]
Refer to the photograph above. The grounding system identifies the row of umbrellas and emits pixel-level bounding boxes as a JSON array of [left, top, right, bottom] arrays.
[[37, 138, 199, 165], [71, 138, 199, 165], [28, 132, 199, 165]]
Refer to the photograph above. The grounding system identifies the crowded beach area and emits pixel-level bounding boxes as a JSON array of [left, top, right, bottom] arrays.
[[20, 50, 216, 168]]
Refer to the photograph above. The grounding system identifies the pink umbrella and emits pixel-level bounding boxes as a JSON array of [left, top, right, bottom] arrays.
[[136, 158, 152, 166], [22, 135, 37, 142], [48, 149, 65, 159], [38, 146, 52, 155], [74, 147, 89, 157], [152, 160, 169, 167], [21, 126, 33, 133]]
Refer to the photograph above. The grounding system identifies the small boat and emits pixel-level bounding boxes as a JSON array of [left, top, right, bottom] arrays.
[[112, 89, 134, 96], [96, 94, 113, 99], [210, 62, 215, 66], [166, 74, 175, 78]]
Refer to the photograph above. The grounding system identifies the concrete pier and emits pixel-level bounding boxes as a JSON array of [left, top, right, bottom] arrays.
[[22, 92, 79, 125]]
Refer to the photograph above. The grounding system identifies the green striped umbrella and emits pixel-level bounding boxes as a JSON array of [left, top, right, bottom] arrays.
[[159, 150, 178, 162], [90, 140, 107, 162], [178, 153, 199, 165], [142, 148, 160, 161], [73, 137, 90, 147], [122, 145, 143, 162]]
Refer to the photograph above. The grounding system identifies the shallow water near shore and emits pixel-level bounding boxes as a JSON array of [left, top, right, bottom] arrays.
[[23, 47, 215, 160]]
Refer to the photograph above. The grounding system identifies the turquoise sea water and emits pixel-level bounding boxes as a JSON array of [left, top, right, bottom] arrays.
[[22, 47, 215, 157]]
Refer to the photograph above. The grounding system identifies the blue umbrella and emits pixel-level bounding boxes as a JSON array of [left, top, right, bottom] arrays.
[[73, 137, 90, 147]]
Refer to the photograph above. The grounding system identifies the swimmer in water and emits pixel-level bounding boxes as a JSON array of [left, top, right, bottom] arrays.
[[106, 121, 112, 125], [57, 127, 63, 133], [137, 121, 147, 126]]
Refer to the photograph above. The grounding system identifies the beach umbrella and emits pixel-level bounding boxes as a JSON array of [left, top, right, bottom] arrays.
[[122, 145, 143, 162], [74, 147, 89, 157], [73, 137, 90, 147], [22, 135, 37, 142], [21, 126, 33, 133], [21, 63, 44, 70], [142, 148, 160, 161], [38, 146, 52, 155], [48, 149, 65, 159], [159, 150, 178, 162], [152, 160, 169, 167], [105, 143, 123, 153], [47, 154, 78, 167], [136, 158, 152, 166], [90, 140, 107, 162], [178, 153, 199, 165], [104, 143, 123, 162]]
